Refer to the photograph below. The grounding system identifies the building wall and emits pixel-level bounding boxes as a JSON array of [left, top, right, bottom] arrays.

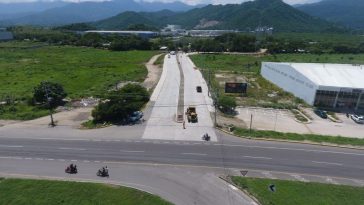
[[261, 62, 318, 105]]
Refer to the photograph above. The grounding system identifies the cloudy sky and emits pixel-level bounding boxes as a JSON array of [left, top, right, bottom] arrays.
[[0, 0, 322, 5]]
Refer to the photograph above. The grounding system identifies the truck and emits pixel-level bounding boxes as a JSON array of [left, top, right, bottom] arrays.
[[186, 107, 198, 123]]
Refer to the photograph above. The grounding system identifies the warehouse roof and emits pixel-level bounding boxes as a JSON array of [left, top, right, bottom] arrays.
[[266, 62, 364, 89]]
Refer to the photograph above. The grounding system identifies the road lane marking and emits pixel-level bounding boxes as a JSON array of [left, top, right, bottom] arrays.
[[0, 145, 23, 148], [312, 161, 343, 166], [242, 156, 272, 160], [182, 153, 207, 156], [58, 147, 86, 151], [215, 144, 364, 156], [120, 150, 145, 153]]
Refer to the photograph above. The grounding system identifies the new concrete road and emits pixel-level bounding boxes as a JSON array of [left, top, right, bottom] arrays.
[[0, 52, 364, 205], [142, 53, 217, 141]]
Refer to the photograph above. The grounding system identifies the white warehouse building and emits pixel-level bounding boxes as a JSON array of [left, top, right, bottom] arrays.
[[261, 62, 364, 111]]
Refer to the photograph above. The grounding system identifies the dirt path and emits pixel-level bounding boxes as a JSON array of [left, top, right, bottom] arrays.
[[142, 54, 164, 91]]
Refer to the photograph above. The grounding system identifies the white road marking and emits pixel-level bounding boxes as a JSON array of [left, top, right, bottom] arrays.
[[0, 145, 23, 148], [182, 153, 207, 156], [312, 161, 343, 166], [120, 150, 145, 153], [290, 174, 309, 182], [58, 159, 65, 162], [71, 160, 78, 162], [216, 144, 364, 156], [242, 156, 272, 160], [24, 158, 32, 160], [94, 161, 101, 163], [35, 158, 43, 160], [59, 147, 86, 151], [83, 160, 90, 163], [0, 156, 13, 159]]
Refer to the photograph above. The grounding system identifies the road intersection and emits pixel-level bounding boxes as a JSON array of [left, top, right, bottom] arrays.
[[0, 53, 363, 205]]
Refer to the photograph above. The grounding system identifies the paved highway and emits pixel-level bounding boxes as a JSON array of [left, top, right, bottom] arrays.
[[0, 134, 363, 180]]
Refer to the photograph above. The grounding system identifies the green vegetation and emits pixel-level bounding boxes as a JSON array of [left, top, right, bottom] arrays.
[[191, 53, 364, 108], [218, 95, 237, 114], [291, 109, 309, 123], [92, 84, 149, 124], [0, 42, 156, 99], [0, 104, 50, 121], [154, 54, 165, 66], [0, 41, 156, 120], [33, 81, 67, 108], [0, 178, 172, 205], [231, 177, 364, 205], [234, 127, 364, 147], [81, 120, 112, 129], [94, 0, 339, 32]]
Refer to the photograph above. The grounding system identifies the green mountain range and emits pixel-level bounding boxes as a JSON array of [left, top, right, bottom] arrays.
[[297, 0, 364, 29], [93, 0, 341, 32]]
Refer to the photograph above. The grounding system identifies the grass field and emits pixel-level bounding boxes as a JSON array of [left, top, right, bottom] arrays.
[[0, 41, 157, 120], [0, 178, 172, 205], [231, 177, 364, 205], [234, 127, 364, 147], [191, 53, 364, 108], [0, 42, 157, 99]]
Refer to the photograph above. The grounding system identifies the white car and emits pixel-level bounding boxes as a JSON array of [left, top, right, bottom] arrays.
[[170, 51, 176, 55], [351, 115, 364, 124]]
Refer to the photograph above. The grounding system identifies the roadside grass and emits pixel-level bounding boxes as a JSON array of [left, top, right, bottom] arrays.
[[0, 41, 157, 120], [0, 178, 172, 205], [233, 127, 364, 147], [291, 109, 309, 123], [81, 120, 112, 129], [153, 54, 165, 66], [0, 42, 157, 99], [0, 104, 50, 121], [231, 176, 364, 205], [190, 53, 364, 108]]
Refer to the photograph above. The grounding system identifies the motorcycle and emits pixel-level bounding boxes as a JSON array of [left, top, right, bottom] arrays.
[[202, 133, 210, 141], [65, 164, 78, 174], [97, 167, 109, 177]]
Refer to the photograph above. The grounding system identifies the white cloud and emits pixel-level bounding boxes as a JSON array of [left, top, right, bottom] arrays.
[[0, 0, 322, 5]]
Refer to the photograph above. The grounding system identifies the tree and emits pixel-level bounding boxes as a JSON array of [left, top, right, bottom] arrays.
[[92, 84, 149, 123], [33, 81, 67, 108], [218, 95, 237, 114]]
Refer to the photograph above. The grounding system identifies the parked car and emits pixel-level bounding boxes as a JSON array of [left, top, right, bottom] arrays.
[[351, 115, 364, 124], [129, 111, 143, 122], [314, 109, 328, 119]]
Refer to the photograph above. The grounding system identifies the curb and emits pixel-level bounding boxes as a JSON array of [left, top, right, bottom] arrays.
[[219, 176, 261, 205], [216, 128, 364, 151]]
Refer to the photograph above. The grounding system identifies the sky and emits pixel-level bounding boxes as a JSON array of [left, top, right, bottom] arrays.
[[0, 0, 322, 5]]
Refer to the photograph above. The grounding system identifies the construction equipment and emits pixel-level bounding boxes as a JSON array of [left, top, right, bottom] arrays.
[[186, 107, 198, 123]]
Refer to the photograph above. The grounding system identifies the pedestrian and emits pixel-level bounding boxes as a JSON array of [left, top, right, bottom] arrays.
[[183, 120, 186, 129]]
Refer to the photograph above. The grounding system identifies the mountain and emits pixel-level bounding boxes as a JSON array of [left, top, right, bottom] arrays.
[[297, 0, 364, 29], [94, 0, 340, 32], [0, 0, 200, 27]]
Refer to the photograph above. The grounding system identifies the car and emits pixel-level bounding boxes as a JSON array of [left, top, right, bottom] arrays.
[[122, 111, 144, 125], [351, 115, 364, 124], [314, 109, 328, 119], [196, 86, 202, 93], [170, 51, 176, 55]]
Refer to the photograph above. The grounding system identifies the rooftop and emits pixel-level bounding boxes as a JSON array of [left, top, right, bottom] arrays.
[[267, 62, 364, 89]]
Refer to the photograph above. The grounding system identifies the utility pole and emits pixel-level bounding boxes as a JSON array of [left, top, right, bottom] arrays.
[[43, 82, 55, 127], [249, 114, 253, 134]]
